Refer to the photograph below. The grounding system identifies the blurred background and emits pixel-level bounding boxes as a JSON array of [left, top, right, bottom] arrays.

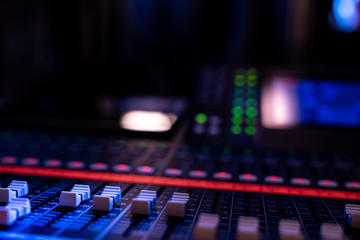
[[0, 0, 359, 129]]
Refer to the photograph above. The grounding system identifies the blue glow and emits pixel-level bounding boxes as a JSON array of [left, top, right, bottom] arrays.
[[298, 79, 360, 127], [332, 0, 360, 33]]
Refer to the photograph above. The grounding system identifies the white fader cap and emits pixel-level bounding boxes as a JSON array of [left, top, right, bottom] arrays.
[[93, 186, 121, 211], [131, 190, 157, 215], [320, 223, 347, 240], [278, 219, 304, 240], [193, 213, 220, 240], [0, 198, 31, 226], [344, 203, 360, 228], [237, 216, 260, 240], [167, 192, 190, 217], [59, 184, 90, 207], [0, 180, 29, 203]]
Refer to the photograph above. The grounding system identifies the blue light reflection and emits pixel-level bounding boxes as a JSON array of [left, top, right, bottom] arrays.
[[332, 0, 360, 33]]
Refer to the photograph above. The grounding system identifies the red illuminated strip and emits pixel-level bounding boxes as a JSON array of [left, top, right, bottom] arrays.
[[1, 165, 360, 200]]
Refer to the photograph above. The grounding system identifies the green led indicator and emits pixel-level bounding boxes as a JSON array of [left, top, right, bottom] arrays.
[[235, 74, 245, 86], [41, 134, 49, 142], [60, 136, 68, 143], [244, 148, 253, 156], [22, 133, 29, 140], [233, 98, 243, 106], [234, 93, 244, 99], [288, 152, 296, 159], [231, 125, 242, 135], [246, 99, 257, 107], [247, 90, 257, 97], [245, 126, 257, 135], [3, 132, 12, 141], [231, 116, 243, 125], [99, 139, 107, 146], [310, 153, 318, 160], [117, 140, 126, 146], [235, 68, 246, 74], [79, 137, 87, 145], [266, 150, 274, 157], [223, 147, 231, 155], [234, 89, 244, 98], [247, 75, 257, 87], [235, 89, 244, 94], [333, 155, 341, 162], [202, 145, 211, 153], [246, 118, 256, 125], [195, 113, 208, 124], [157, 142, 167, 149], [248, 75, 257, 81], [232, 106, 243, 116], [248, 82, 257, 87], [180, 145, 189, 152], [246, 107, 257, 118], [246, 68, 258, 75]]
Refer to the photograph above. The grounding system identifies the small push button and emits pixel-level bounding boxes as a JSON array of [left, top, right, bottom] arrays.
[[291, 177, 311, 187], [318, 179, 338, 188], [189, 170, 207, 179], [44, 159, 62, 168], [113, 164, 131, 173], [213, 172, 233, 181], [264, 175, 284, 184], [345, 181, 360, 190], [1, 156, 17, 165], [136, 166, 155, 175], [67, 161, 85, 169], [89, 162, 109, 171], [22, 157, 39, 166], [238, 173, 258, 183], [164, 168, 183, 177]]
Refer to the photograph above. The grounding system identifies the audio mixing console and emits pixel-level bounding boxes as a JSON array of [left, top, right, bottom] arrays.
[[0, 129, 359, 239]]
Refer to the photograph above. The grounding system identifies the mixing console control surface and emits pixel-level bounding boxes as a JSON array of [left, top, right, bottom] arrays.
[[0, 129, 359, 239], [0, 175, 357, 239]]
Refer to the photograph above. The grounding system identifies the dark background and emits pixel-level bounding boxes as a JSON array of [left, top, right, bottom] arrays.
[[0, 0, 359, 120]]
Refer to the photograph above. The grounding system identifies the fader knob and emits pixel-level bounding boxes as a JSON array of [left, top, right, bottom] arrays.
[[0, 198, 31, 226], [278, 219, 304, 240], [320, 223, 347, 240], [193, 213, 219, 240], [131, 190, 157, 215], [344, 203, 360, 228], [236, 216, 260, 240], [93, 186, 121, 211], [166, 192, 189, 217], [59, 184, 90, 207], [0, 180, 29, 203]]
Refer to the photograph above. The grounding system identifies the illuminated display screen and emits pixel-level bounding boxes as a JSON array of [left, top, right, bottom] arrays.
[[331, 0, 360, 33], [262, 77, 360, 129]]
